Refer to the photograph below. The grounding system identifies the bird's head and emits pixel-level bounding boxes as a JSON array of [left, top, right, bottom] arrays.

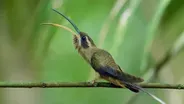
[[73, 32, 96, 50], [50, 9, 96, 50]]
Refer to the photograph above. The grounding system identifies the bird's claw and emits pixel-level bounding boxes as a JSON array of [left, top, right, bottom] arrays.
[[88, 80, 98, 86]]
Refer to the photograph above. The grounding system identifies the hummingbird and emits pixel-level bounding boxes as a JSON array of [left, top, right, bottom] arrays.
[[44, 9, 165, 104]]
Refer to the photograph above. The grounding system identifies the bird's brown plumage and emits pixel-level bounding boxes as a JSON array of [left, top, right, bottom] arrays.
[[73, 32, 144, 92], [90, 49, 143, 92], [45, 9, 165, 104]]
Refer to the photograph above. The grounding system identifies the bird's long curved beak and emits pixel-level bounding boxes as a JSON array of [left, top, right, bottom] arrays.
[[41, 23, 80, 38]]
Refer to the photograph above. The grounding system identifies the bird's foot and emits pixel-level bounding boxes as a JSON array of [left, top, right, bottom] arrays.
[[88, 79, 98, 86], [88, 73, 101, 86]]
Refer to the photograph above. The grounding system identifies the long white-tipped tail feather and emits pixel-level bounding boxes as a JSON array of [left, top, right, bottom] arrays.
[[123, 81, 166, 104]]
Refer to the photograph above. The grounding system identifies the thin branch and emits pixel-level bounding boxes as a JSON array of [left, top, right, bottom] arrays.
[[149, 40, 184, 82], [126, 32, 184, 104], [0, 82, 183, 89], [148, 49, 172, 82], [126, 48, 182, 104], [125, 46, 174, 104]]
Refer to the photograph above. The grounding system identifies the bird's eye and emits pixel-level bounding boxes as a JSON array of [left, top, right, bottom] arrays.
[[81, 36, 86, 41]]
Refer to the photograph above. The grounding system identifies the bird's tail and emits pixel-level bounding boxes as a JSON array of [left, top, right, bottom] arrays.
[[124, 82, 140, 93], [122, 81, 166, 104]]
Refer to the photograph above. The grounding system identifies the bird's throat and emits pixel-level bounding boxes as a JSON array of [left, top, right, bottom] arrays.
[[73, 35, 80, 50]]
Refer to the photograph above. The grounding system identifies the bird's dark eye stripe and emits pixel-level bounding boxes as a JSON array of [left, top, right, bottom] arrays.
[[82, 36, 86, 40]]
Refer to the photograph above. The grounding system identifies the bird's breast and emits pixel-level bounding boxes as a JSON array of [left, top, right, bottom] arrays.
[[78, 47, 98, 64], [78, 48, 93, 63]]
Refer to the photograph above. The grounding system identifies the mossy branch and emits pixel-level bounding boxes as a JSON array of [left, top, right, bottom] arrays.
[[0, 82, 183, 89]]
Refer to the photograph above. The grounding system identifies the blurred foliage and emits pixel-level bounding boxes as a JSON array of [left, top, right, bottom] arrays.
[[0, 0, 184, 104]]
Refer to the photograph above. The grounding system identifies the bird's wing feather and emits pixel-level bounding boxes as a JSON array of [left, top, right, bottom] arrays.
[[90, 50, 143, 83]]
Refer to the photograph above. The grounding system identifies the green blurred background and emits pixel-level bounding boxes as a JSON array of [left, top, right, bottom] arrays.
[[0, 0, 184, 104]]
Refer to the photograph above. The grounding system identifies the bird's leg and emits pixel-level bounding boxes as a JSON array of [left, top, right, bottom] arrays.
[[89, 72, 101, 85]]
